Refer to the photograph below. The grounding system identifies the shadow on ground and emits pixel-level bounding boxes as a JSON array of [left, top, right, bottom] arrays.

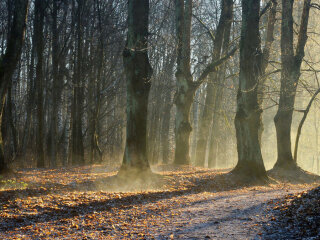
[[0, 165, 319, 234]]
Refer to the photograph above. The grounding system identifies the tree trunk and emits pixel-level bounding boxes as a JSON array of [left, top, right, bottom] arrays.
[[71, 0, 85, 165], [195, 0, 233, 167], [173, 0, 236, 166], [273, 0, 310, 170], [207, 0, 233, 168], [161, 102, 172, 164], [50, 0, 61, 168], [208, 84, 224, 168], [232, 0, 267, 180], [174, 88, 195, 165], [173, 0, 194, 165], [20, 39, 36, 159], [89, 0, 104, 164], [294, 88, 320, 163], [258, 0, 277, 143], [119, 0, 152, 173], [0, 0, 28, 173], [34, 0, 45, 168]]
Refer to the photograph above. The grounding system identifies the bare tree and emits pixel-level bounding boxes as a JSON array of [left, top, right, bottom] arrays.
[[174, 0, 236, 165], [273, 0, 311, 170], [119, 0, 153, 173], [232, 0, 268, 181], [0, 0, 29, 173]]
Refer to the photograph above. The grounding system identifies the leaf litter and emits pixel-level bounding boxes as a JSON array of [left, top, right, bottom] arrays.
[[0, 165, 318, 239]]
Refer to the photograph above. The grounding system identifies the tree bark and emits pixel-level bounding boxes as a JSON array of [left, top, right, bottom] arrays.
[[273, 0, 310, 170], [0, 0, 29, 173], [174, 0, 194, 165], [232, 0, 267, 180], [119, 0, 152, 173]]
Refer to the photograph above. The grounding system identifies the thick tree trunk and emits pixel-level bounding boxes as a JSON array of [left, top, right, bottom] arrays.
[[0, 0, 28, 173], [273, 0, 310, 170], [119, 0, 152, 173], [232, 0, 267, 180]]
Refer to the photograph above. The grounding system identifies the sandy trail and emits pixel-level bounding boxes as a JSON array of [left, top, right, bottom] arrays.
[[149, 187, 309, 239]]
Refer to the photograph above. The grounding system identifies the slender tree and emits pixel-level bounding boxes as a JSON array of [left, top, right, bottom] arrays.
[[49, 0, 62, 167], [258, 0, 277, 143], [273, 0, 311, 170], [71, 0, 85, 165], [208, 0, 234, 168], [34, 0, 45, 168], [195, 0, 234, 167]]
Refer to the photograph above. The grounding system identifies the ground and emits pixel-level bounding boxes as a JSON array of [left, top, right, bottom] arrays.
[[0, 165, 318, 239]]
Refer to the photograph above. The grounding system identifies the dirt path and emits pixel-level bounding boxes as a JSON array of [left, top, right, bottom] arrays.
[[149, 187, 309, 239]]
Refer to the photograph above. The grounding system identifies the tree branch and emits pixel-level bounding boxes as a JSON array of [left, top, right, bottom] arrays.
[[193, 14, 215, 43], [194, 46, 237, 86], [259, 0, 272, 18]]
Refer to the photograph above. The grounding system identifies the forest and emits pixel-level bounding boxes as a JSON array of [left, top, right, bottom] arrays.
[[0, 0, 320, 239]]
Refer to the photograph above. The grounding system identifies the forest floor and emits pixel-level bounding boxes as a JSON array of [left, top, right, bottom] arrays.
[[0, 165, 319, 239]]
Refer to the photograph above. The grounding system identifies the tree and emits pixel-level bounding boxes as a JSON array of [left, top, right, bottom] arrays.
[[34, 0, 45, 168], [273, 0, 311, 170], [0, 0, 29, 173], [174, 0, 236, 165], [119, 0, 153, 173], [70, 0, 85, 165], [257, 0, 277, 143], [207, 0, 234, 168], [195, 0, 234, 167], [174, 0, 193, 165], [49, 0, 63, 167], [294, 87, 320, 163], [232, 0, 268, 181]]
